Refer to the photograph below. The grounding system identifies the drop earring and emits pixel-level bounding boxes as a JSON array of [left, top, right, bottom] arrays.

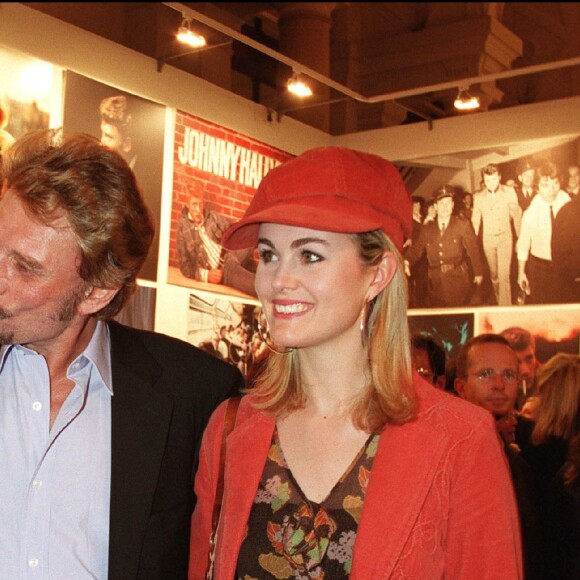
[[360, 302, 368, 347]]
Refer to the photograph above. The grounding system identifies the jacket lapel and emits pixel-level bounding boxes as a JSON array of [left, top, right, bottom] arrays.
[[216, 406, 275, 580], [107, 323, 174, 580], [352, 406, 447, 578]]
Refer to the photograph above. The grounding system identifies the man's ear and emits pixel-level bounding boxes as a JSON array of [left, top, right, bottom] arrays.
[[366, 252, 397, 302], [454, 377, 466, 398], [78, 286, 119, 315]]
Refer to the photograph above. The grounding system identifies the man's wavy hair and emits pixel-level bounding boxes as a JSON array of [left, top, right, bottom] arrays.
[[1, 128, 154, 319]]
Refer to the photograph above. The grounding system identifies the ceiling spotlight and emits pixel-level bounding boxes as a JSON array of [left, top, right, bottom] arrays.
[[176, 17, 207, 48], [454, 87, 480, 111], [287, 71, 313, 98]]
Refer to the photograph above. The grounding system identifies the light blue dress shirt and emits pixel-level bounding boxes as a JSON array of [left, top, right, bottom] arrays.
[[0, 321, 112, 579]]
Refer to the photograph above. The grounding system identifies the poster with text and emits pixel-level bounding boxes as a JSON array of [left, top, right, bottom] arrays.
[[169, 111, 293, 299]]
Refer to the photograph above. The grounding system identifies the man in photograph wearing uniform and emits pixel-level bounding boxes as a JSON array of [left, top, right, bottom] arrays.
[[405, 186, 485, 307]]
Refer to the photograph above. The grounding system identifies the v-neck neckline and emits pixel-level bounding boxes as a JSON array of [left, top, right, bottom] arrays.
[[273, 426, 378, 506]]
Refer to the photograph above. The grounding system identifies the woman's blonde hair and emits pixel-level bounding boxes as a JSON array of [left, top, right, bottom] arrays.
[[246, 229, 416, 432], [532, 353, 580, 445], [532, 353, 580, 487]]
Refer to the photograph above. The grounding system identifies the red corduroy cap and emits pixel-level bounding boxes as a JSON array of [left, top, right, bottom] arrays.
[[221, 146, 412, 252]]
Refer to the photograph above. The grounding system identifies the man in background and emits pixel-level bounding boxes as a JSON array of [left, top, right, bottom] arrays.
[[500, 326, 541, 410], [513, 157, 536, 213], [516, 160, 570, 304], [454, 334, 543, 580], [411, 332, 447, 390], [565, 164, 579, 197], [0, 129, 243, 579]]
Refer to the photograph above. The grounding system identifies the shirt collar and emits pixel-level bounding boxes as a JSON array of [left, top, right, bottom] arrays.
[[0, 320, 113, 394], [0, 344, 14, 372], [73, 320, 113, 395]]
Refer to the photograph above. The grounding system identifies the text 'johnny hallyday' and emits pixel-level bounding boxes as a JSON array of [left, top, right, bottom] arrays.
[[178, 127, 282, 188]]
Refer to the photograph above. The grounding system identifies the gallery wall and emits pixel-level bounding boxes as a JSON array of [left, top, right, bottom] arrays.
[[1, 2, 578, 375]]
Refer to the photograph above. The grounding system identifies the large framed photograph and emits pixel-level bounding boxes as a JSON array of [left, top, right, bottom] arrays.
[[402, 135, 580, 309], [62, 71, 166, 282], [477, 307, 580, 364]]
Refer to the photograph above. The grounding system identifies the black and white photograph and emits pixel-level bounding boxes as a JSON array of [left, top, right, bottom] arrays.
[[402, 135, 580, 309], [62, 71, 166, 281], [186, 291, 265, 379]]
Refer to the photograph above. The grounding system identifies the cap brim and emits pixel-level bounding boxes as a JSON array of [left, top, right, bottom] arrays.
[[222, 198, 384, 250]]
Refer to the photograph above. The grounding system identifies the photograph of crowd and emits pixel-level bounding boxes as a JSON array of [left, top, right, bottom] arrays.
[[186, 292, 266, 379], [404, 139, 580, 308]]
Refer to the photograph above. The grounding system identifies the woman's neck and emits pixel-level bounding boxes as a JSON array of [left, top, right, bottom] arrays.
[[295, 343, 370, 415]]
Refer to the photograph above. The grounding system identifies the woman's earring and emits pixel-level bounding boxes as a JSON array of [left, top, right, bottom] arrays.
[[360, 302, 368, 347], [257, 308, 293, 355]]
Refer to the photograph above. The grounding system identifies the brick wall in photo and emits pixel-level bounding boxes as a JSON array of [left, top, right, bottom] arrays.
[[169, 111, 293, 269]]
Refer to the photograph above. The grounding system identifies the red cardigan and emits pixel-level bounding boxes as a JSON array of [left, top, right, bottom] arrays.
[[189, 377, 523, 579]]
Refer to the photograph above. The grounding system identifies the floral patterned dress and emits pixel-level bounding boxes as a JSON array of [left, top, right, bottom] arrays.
[[236, 428, 380, 579]]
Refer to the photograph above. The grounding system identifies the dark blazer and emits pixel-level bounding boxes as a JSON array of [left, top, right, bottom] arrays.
[[504, 443, 544, 580], [106, 321, 243, 580]]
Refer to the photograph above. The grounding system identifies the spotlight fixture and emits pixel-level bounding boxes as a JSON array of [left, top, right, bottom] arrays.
[[176, 16, 207, 49], [287, 71, 313, 98], [454, 87, 480, 111]]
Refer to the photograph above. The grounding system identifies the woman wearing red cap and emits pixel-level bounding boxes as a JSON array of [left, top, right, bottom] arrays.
[[189, 147, 522, 579]]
